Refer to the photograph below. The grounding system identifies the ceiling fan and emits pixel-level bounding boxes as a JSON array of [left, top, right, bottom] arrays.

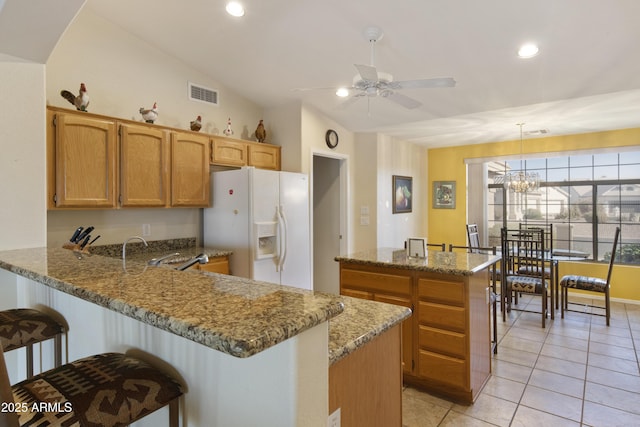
[[335, 26, 456, 110]]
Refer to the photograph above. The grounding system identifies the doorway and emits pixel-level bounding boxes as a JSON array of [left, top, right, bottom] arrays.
[[312, 153, 347, 294]]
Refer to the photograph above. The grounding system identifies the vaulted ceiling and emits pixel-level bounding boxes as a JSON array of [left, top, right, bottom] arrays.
[[9, 0, 640, 148]]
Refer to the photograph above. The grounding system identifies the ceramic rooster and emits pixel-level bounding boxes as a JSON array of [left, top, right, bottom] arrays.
[[190, 115, 202, 132], [139, 102, 158, 123], [255, 119, 266, 142], [223, 117, 234, 136], [60, 83, 89, 111]]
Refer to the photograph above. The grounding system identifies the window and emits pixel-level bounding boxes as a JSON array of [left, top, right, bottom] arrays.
[[488, 151, 640, 264]]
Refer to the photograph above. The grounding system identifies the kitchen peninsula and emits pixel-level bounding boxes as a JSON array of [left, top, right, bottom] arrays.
[[336, 248, 500, 403], [0, 247, 410, 427]]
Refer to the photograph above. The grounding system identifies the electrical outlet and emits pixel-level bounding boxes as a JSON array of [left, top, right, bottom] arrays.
[[142, 224, 151, 237], [327, 408, 340, 427]]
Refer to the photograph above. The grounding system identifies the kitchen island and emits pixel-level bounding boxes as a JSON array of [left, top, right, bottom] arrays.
[[0, 247, 409, 426], [336, 248, 500, 403]]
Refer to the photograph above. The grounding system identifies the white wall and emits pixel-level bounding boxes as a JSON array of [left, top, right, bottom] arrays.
[[0, 62, 47, 250], [376, 134, 428, 248], [353, 133, 378, 252], [44, 8, 266, 246]]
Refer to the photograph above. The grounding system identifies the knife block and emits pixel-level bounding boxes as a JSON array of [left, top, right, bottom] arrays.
[[62, 242, 91, 254]]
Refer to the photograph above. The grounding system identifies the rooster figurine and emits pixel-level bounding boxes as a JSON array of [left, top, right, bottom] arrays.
[[60, 83, 89, 111], [190, 115, 202, 132], [255, 119, 266, 142], [139, 102, 158, 123], [223, 117, 234, 137]]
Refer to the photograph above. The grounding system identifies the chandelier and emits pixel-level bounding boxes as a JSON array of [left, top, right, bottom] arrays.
[[504, 123, 540, 193]]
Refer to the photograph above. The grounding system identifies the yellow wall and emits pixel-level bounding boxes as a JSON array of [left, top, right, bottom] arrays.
[[428, 127, 640, 302]]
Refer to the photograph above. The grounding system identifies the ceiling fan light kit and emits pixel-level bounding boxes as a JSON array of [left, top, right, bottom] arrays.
[[298, 25, 456, 110]]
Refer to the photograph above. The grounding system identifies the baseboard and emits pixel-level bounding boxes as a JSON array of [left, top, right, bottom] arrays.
[[566, 290, 640, 306]]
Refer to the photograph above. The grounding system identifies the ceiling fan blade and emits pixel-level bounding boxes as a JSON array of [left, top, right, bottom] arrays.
[[384, 92, 422, 109], [354, 64, 378, 82], [394, 77, 456, 89]]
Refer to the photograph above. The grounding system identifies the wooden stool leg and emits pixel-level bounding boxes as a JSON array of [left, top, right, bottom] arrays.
[[54, 334, 62, 368], [169, 398, 180, 427], [26, 345, 33, 378]]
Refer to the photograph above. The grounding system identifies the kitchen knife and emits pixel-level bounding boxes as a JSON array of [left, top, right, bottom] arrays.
[[75, 226, 94, 243], [70, 226, 83, 243], [88, 235, 101, 246], [79, 235, 91, 249]]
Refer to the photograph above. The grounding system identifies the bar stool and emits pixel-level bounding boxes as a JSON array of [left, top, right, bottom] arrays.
[[1, 348, 183, 427], [0, 308, 65, 378]]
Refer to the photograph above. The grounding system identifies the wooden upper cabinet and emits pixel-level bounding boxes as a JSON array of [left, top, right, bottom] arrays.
[[248, 143, 281, 170], [211, 137, 247, 166], [210, 135, 280, 170], [119, 123, 169, 207], [171, 131, 210, 207], [51, 111, 117, 208]]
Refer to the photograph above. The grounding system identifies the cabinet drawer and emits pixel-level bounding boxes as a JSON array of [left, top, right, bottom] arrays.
[[418, 350, 467, 389], [419, 301, 466, 332], [341, 269, 412, 296], [341, 288, 373, 300], [419, 325, 466, 358], [418, 278, 465, 305]]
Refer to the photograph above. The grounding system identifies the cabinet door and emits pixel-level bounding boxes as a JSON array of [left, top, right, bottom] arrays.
[[374, 293, 414, 375], [119, 123, 169, 207], [197, 256, 230, 274], [211, 138, 247, 166], [53, 112, 117, 208], [248, 143, 280, 170], [170, 132, 210, 207]]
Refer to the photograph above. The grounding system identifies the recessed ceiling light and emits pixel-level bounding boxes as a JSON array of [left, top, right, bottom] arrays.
[[226, 2, 245, 17], [336, 88, 350, 97], [518, 43, 539, 58]]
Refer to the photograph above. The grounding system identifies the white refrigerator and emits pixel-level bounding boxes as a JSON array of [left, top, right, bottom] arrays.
[[203, 167, 312, 290]]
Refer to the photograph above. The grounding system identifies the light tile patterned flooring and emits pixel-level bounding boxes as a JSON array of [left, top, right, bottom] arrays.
[[402, 295, 640, 426]]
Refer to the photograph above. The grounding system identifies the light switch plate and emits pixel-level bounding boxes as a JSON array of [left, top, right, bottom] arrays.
[[327, 408, 340, 427]]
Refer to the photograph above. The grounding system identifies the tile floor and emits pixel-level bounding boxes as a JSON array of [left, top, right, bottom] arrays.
[[402, 295, 640, 426]]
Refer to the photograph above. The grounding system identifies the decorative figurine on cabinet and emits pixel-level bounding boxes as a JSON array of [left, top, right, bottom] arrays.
[[223, 117, 234, 136], [255, 119, 266, 142], [139, 102, 158, 123], [60, 83, 90, 111], [190, 115, 202, 132]]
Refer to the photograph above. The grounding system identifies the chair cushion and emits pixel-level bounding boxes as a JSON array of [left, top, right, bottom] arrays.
[[517, 265, 552, 278], [560, 275, 607, 293], [506, 275, 546, 294], [12, 352, 183, 427], [0, 309, 64, 352]]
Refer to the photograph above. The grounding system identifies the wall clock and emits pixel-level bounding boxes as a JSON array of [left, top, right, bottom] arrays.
[[325, 129, 339, 149]]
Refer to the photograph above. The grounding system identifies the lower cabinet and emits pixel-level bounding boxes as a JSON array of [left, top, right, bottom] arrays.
[[339, 262, 491, 403], [329, 324, 402, 427], [196, 256, 230, 275]]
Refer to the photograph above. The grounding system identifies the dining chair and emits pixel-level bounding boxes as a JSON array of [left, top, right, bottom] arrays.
[[560, 226, 620, 326], [517, 223, 555, 309], [502, 227, 549, 327], [426, 242, 446, 251], [450, 244, 500, 353], [466, 224, 480, 248], [0, 346, 184, 426]]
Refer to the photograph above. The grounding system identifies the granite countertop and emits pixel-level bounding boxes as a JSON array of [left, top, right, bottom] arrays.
[[89, 237, 233, 265], [328, 296, 411, 365], [0, 247, 344, 358], [335, 247, 501, 276]]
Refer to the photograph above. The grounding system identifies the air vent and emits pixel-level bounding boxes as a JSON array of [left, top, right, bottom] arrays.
[[188, 82, 219, 106], [524, 129, 550, 136]]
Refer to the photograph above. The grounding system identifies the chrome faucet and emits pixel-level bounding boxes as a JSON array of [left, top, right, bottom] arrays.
[[122, 236, 148, 261], [148, 252, 180, 266], [175, 253, 209, 271]]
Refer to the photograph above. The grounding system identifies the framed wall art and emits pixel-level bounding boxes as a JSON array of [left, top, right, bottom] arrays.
[[392, 175, 412, 214], [433, 181, 456, 209]]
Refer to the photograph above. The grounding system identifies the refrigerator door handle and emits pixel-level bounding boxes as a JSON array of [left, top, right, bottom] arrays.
[[278, 205, 288, 271], [276, 206, 284, 272]]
